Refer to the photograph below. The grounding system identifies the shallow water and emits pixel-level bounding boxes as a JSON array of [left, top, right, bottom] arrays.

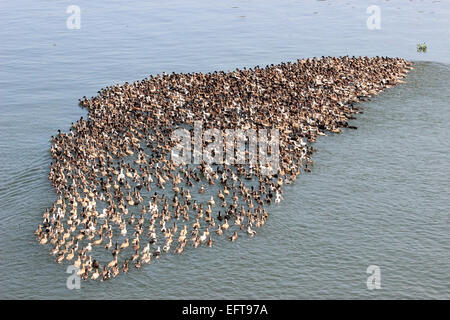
[[0, 0, 449, 299]]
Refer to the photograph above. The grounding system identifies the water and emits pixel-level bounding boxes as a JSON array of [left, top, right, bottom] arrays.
[[0, 0, 449, 299]]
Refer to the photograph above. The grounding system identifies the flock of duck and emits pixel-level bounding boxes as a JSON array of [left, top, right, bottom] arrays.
[[35, 56, 411, 281]]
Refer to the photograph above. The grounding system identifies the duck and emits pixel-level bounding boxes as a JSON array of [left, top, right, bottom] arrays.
[[135, 259, 142, 270], [117, 168, 125, 183], [199, 229, 209, 242], [141, 243, 150, 255], [50, 245, 59, 256], [38, 55, 411, 281], [73, 254, 82, 268], [39, 234, 48, 245], [163, 243, 171, 252], [122, 260, 129, 273], [275, 191, 282, 204], [142, 253, 151, 264], [107, 256, 118, 268], [247, 224, 257, 236], [105, 239, 112, 250], [131, 250, 140, 261], [66, 248, 75, 261], [215, 226, 223, 236], [93, 235, 103, 246], [175, 245, 184, 254], [56, 252, 65, 263], [91, 268, 100, 280]]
